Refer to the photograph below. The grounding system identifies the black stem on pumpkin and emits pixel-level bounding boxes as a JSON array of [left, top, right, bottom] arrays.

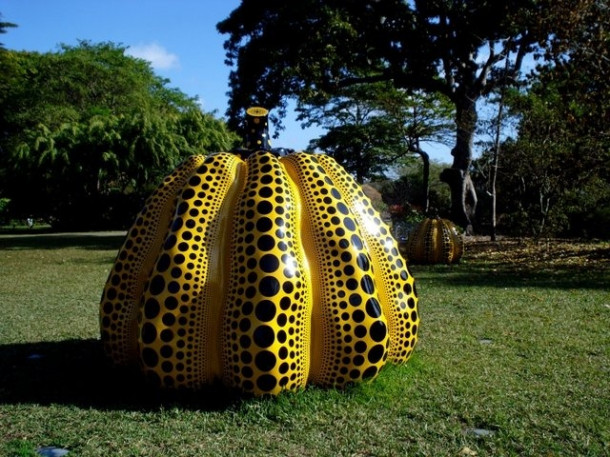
[[245, 107, 271, 151], [234, 106, 274, 159]]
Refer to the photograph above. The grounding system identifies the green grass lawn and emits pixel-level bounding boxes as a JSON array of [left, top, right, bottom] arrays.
[[1, 234, 608, 456]]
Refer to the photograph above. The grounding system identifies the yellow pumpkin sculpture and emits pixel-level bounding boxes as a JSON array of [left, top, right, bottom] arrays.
[[100, 107, 419, 396], [405, 217, 464, 265]]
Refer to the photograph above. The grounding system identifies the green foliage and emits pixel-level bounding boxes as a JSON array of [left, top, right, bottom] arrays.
[[301, 83, 454, 182], [0, 13, 17, 49], [381, 160, 451, 219], [0, 198, 10, 225], [475, 0, 610, 238], [3, 440, 38, 457], [0, 42, 238, 229], [218, 0, 571, 229], [218, 0, 546, 123]]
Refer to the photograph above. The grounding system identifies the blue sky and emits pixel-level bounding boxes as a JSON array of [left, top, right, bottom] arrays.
[[1, 0, 451, 161]]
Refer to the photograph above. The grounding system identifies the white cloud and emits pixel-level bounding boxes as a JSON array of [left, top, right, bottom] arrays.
[[126, 43, 179, 70]]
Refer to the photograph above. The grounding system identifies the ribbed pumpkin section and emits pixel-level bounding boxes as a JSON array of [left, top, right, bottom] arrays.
[[100, 151, 419, 396], [405, 217, 464, 265]]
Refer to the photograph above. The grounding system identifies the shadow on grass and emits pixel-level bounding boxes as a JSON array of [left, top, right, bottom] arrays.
[[410, 259, 610, 290], [0, 339, 243, 411], [0, 232, 126, 251]]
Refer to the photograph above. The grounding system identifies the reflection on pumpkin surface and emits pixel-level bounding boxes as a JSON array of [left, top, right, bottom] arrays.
[[100, 150, 419, 396]]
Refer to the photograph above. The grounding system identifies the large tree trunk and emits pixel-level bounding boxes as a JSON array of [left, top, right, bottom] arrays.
[[411, 144, 430, 214], [441, 95, 478, 234]]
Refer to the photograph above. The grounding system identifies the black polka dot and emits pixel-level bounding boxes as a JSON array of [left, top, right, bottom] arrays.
[[361, 275, 375, 294], [144, 298, 160, 319], [188, 175, 201, 186], [240, 267, 254, 282], [105, 288, 117, 301], [164, 296, 178, 310], [280, 297, 291, 310], [255, 300, 276, 322], [256, 374, 278, 391], [162, 313, 175, 326], [355, 325, 367, 338], [355, 341, 367, 353], [352, 309, 365, 323], [257, 201, 273, 214], [366, 298, 382, 318], [149, 275, 165, 295], [172, 218, 184, 233], [256, 217, 273, 232], [258, 235, 275, 251], [157, 254, 171, 272], [141, 323, 157, 344], [349, 293, 362, 306], [282, 282, 294, 294], [253, 325, 275, 348], [370, 321, 387, 342], [164, 235, 177, 250], [245, 286, 257, 299], [167, 281, 180, 294], [351, 235, 363, 250], [277, 313, 287, 326], [241, 351, 253, 364], [362, 366, 378, 379], [357, 254, 370, 271], [259, 187, 273, 198], [368, 344, 385, 363], [239, 318, 251, 332], [255, 350, 277, 371], [344, 217, 356, 231], [341, 252, 352, 262], [260, 276, 281, 297], [243, 301, 254, 315], [260, 254, 280, 273], [240, 335, 251, 348], [345, 277, 358, 290]]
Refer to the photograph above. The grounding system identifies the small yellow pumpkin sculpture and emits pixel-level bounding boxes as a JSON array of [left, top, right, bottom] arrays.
[[100, 108, 419, 396], [405, 217, 464, 265]]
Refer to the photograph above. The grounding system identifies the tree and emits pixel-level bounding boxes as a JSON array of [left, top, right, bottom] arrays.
[[302, 82, 453, 214], [218, 0, 567, 232], [475, 0, 610, 237], [0, 13, 17, 48], [0, 42, 238, 229]]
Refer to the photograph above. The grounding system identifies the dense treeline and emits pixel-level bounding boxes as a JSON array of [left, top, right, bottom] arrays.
[[0, 41, 238, 229], [1, 2, 608, 238], [218, 0, 609, 238], [473, 0, 610, 238]]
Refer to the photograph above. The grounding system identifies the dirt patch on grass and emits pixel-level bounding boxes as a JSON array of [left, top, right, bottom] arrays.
[[463, 236, 610, 271]]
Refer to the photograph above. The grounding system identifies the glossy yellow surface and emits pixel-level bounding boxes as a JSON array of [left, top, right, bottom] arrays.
[[100, 151, 419, 395]]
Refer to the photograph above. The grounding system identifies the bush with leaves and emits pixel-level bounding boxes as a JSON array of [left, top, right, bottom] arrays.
[[0, 42, 238, 229]]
